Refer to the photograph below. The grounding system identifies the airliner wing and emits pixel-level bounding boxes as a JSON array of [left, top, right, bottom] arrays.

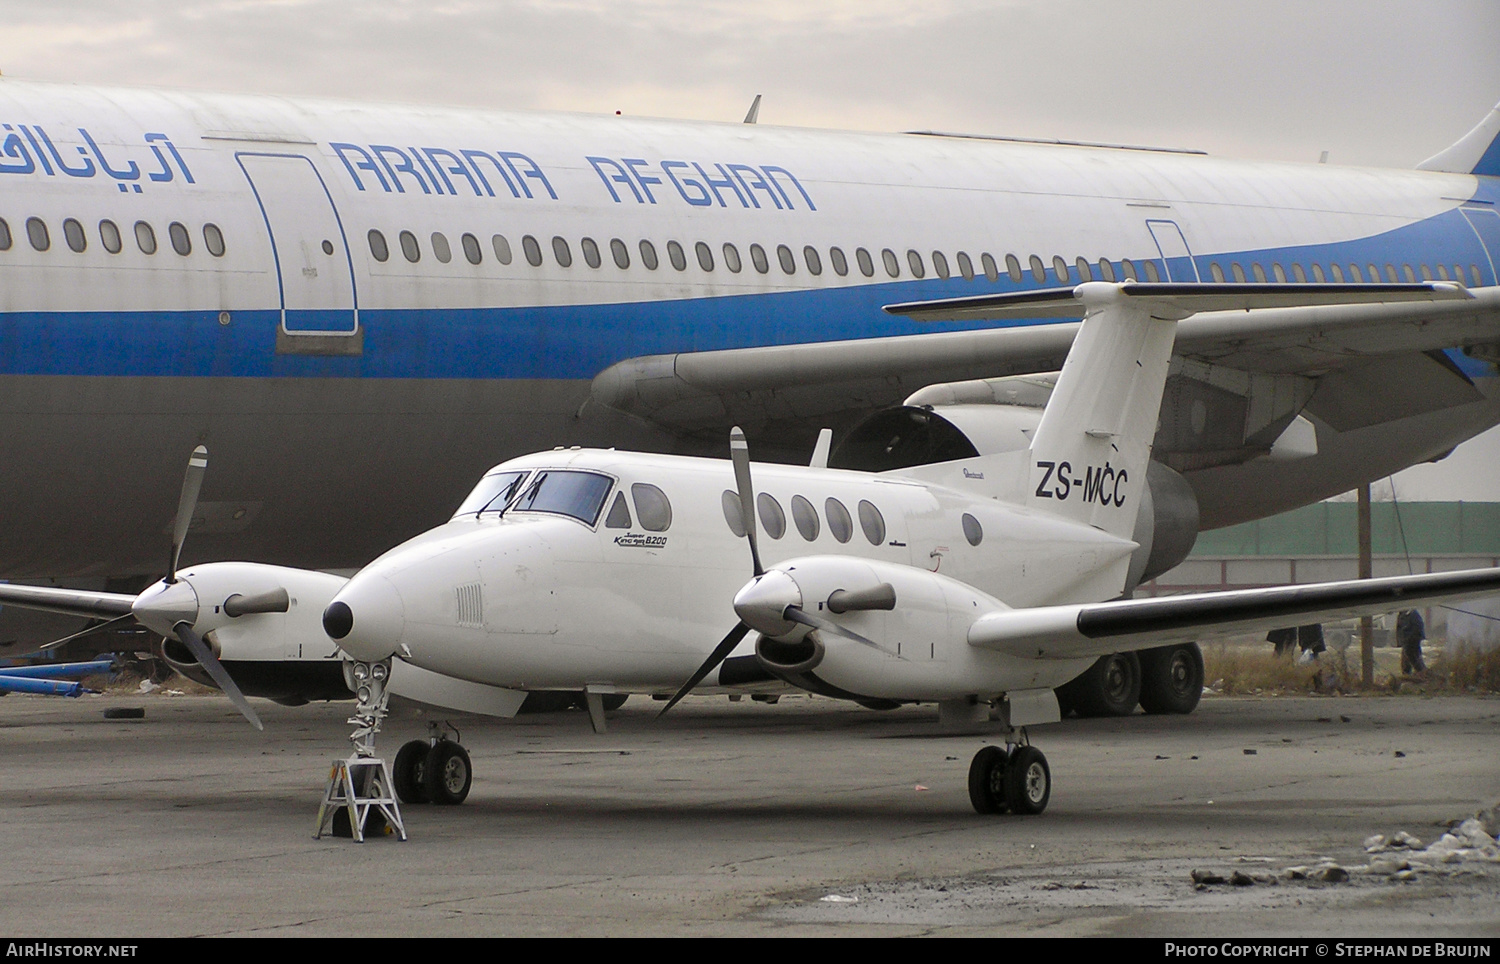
[[967, 566, 1500, 661]]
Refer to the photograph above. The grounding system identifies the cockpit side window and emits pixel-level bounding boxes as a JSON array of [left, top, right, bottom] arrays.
[[510, 470, 615, 526], [604, 492, 632, 529], [453, 470, 529, 517]]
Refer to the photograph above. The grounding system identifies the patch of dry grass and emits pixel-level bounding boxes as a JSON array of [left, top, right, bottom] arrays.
[[1202, 639, 1500, 696]]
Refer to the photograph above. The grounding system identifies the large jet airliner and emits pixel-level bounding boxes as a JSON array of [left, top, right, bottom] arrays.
[[1, 77, 1498, 663]]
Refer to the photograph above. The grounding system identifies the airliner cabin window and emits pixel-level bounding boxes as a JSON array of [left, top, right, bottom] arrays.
[[430, 232, 451, 263], [1348, 264, 1363, 282], [750, 243, 769, 273], [452, 470, 529, 516], [1028, 255, 1045, 283], [400, 230, 420, 263], [1292, 264, 1307, 283], [882, 248, 900, 277], [134, 221, 156, 255], [1330, 263, 1345, 282], [825, 498, 853, 544], [803, 245, 822, 275], [1075, 257, 1092, 282], [791, 495, 820, 541], [906, 249, 925, 278], [582, 237, 602, 268], [1419, 265, 1432, 281], [981, 253, 999, 282], [1271, 263, 1286, 283], [830, 247, 848, 276], [777, 244, 795, 274], [722, 243, 742, 273], [1006, 254, 1023, 283], [168, 222, 191, 256], [63, 218, 86, 253], [461, 233, 482, 265], [1099, 258, 1117, 282], [492, 234, 513, 264], [99, 220, 122, 254], [522, 235, 542, 267], [1052, 256, 1070, 283], [1120, 259, 1138, 281], [956, 251, 974, 281], [552, 236, 572, 268], [1311, 264, 1326, 282], [510, 470, 614, 526], [858, 500, 886, 546], [604, 492, 632, 529], [695, 241, 714, 271], [855, 247, 874, 277], [0, 217, 10, 250], [1144, 260, 1161, 282], [639, 240, 658, 270], [1402, 264, 1416, 283], [1209, 263, 1225, 283], [611, 238, 630, 268], [722, 490, 746, 537], [1382, 264, 1396, 283], [1437, 265, 1450, 281], [931, 250, 949, 279], [631, 483, 672, 532], [667, 240, 686, 271], [757, 492, 787, 539], [27, 217, 49, 252], [203, 223, 226, 257]]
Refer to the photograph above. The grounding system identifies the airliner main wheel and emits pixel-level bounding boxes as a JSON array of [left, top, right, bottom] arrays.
[[968, 745, 1009, 814], [1138, 643, 1204, 715], [423, 740, 472, 805], [1004, 746, 1050, 815], [393, 739, 432, 804]]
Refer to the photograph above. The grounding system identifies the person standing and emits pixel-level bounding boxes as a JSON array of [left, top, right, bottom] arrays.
[[1397, 609, 1427, 674]]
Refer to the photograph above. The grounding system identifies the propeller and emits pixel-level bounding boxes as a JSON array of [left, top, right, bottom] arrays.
[[658, 427, 901, 718]]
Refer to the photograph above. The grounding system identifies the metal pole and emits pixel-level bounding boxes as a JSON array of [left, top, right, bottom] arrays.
[[1358, 484, 1374, 686]]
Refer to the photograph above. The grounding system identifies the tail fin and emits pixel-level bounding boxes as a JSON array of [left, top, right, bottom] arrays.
[[1024, 284, 1178, 540], [1418, 99, 1500, 178]]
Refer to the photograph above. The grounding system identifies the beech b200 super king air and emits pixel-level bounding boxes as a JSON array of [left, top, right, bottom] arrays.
[[3, 79, 1500, 707], [5, 279, 1498, 820]]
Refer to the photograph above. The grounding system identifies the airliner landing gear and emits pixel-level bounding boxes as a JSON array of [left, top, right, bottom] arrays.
[[967, 733, 1050, 815], [393, 722, 473, 806]]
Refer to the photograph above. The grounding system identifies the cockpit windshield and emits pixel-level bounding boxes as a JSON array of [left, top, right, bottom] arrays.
[[452, 470, 530, 517], [508, 470, 615, 526]]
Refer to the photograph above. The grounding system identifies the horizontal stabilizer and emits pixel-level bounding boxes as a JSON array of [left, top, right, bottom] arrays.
[[969, 566, 1500, 660], [885, 281, 1471, 324]]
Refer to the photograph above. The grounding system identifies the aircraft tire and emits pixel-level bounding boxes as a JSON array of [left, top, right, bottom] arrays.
[[423, 740, 472, 805], [393, 740, 432, 804], [1138, 643, 1204, 715], [1063, 652, 1141, 717], [967, 745, 1009, 814], [1004, 746, 1050, 815]]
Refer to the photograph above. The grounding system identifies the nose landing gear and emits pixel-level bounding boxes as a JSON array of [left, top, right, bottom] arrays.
[[967, 732, 1050, 815]]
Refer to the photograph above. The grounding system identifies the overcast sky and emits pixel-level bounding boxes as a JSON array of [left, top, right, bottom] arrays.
[[2, 0, 1497, 168]]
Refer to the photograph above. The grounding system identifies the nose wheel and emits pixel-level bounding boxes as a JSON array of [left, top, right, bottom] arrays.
[[967, 736, 1050, 815]]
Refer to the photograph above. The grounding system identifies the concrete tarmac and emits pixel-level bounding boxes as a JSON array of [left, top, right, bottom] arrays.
[[0, 691, 1496, 937]]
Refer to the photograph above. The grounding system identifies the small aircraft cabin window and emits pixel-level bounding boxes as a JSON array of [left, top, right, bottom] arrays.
[[906, 249, 925, 278], [0, 217, 10, 251], [400, 230, 420, 263], [830, 247, 848, 277], [1028, 255, 1045, 283], [134, 220, 156, 255], [803, 246, 821, 276], [825, 498, 853, 544], [722, 490, 746, 537], [552, 236, 572, 268], [722, 243, 742, 273], [777, 244, 795, 274], [99, 220, 122, 254], [791, 495, 819, 541], [169, 222, 191, 257], [430, 232, 451, 264], [461, 233, 482, 265], [582, 237, 602, 269], [931, 250, 949, 280], [855, 247, 874, 277], [639, 240, 659, 270], [667, 240, 687, 271], [962, 513, 983, 547], [368, 230, 389, 262], [858, 500, 886, 546], [696, 241, 714, 271], [882, 248, 900, 278], [63, 218, 86, 253], [611, 238, 630, 269], [453, 470, 529, 516], [631, 483, 672, 532], [203, 223, 226, 258], [981, 253, 999, 283], [522, 235, 542, 267], [510, 470, 614, 526], [956, 251, 974, 281], [757, 493, 786, 539], [27, 217, 50, 252], [492, 234, 513, 265], [605, 492, 632, 529]]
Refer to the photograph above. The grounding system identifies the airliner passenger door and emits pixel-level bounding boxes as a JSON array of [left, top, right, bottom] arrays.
[[236, 153, 358, 334], [1461, 207, 1500, 285], [1146, 219, 1201, 282]]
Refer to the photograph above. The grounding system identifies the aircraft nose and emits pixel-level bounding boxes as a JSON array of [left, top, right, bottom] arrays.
[[324, 574, 406, 662]]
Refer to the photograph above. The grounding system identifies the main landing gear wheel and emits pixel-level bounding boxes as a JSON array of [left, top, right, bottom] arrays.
[[968, 743, 1050, 815], [393, 739, 431, 804], [423, 739, 472, 805], [1059, 652, 1141, 717], [1138, 643, 1204, 715]]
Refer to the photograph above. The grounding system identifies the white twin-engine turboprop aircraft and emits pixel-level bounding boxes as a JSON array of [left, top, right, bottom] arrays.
[[6, 280, 1500, 819]]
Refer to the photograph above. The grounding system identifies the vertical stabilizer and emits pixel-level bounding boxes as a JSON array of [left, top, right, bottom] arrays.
[[1417, 100, 1500, 178], [1024, 284, 1179, 540]]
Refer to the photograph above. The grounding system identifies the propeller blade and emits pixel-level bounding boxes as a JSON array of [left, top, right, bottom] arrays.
[[167, 445, 208, 582], [39, 613, 138, 652], [223, 588, 290, 617], [729, 427, 763, 577], [173, 621, 263, 731], [783, 606, 891, 654], [657, 621, 751, 718]]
